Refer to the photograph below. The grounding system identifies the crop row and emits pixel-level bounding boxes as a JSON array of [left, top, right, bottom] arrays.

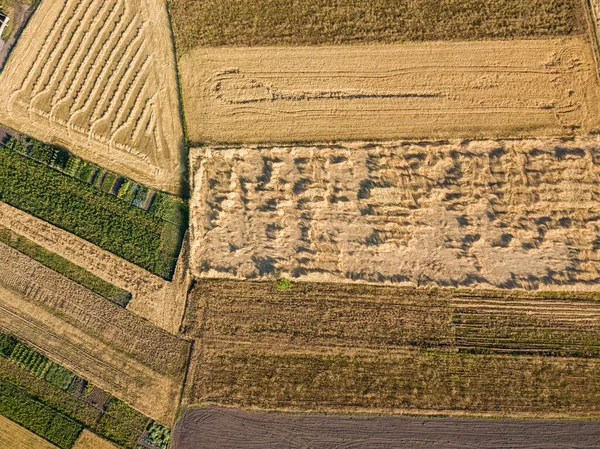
[[0, 332, 170, 448], [0, 226, 131, 306], [0, 139, 186, 279]]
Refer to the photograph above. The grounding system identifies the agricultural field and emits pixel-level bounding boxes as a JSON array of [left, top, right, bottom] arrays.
[[0, 243, 190, 424], [173, 407, 600, 449], [0, 201, 188, 333], [0, 415, 59, 449], [0, 332, 172, 448], [191, 139, 600, 289], [181, 280, 600, 418], [0, 0, 185, 194], [168, 0, 585, 53], [0, 139, 187, 280], [181, 38, 600, 143]]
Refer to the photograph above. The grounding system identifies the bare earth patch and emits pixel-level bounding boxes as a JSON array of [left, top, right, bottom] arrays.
[[191, 138, 600, 289], [173, 406, 600, 449], [181, 38, 600, 143], [0, 0, 185, 193]]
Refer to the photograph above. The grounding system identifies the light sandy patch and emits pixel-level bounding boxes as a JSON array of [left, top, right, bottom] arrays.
[[72, 431, 117, 449], [0, 415, 59, 449], [0, 201, 187, 334], [190, 138, 600, 289], [180, 38, 600, 143], [0, 0, 185, 194]]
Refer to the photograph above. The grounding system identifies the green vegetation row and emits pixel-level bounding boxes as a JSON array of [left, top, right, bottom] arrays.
[[0, 333, 171, 449], [0, 226, 131, 307], [0, 136, 187, 280], [169, 0, 585, 53]]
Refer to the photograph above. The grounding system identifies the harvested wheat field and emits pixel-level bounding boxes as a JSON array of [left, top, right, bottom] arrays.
[[0, 241, 190, 424], [182, 280, 600, 418], [0, 0, 185, 194], [0, 415, 59, 449], [191, 138, 600, 289], [180, 38, 600, 143], [173, 406, 600, 449]]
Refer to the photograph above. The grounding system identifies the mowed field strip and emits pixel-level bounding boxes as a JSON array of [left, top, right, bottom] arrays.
[[0, 241, 190, 424], [180, 38, 600, 143], [0, 0, 185, 193], [191, 138, 600, 289], [182, 280, 600, 418], [0, 201, 187, 334]]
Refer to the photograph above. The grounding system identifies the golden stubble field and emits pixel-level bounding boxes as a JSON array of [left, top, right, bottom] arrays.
[[180, 37, 600, 143], [0, 0, 185, 194], [0, 415, 59, 449], [190, 138, 600, 290]]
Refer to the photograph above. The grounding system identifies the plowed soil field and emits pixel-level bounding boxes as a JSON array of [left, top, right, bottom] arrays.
[[191, 138, 600, 289], [173, 406, 600, 449], [180, 38, 600, 143], [0, 0, 185, 194]]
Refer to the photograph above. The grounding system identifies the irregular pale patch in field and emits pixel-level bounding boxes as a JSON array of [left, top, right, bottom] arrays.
[[181, 38, 600, 143], [190, 139, 600, 289], [73, 430, 117, 449], [0, 415, 59, 449], [0, 201, 187, 335], [0, 0, 185, 194]]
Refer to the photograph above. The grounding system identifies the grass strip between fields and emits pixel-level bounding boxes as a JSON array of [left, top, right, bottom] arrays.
[[0, 143, 186, 280], [0, 226, 131, 307]]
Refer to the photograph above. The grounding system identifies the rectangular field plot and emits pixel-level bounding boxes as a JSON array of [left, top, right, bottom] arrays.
[[192, 139, 600, 290], [183, 280, 600, 417], [169, 0, 585, 53], [181, 38, 600, 143], [182, 280, 600, 418]]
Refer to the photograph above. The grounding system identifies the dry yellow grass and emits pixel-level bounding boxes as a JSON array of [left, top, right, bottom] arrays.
[[0, 415, 59, 449], [72, 431, 117, 449], [0, 0, 185, 194], [180, 37, 600, 143], [181, 280, 600, 418], [190, 138, 600, 289], [0, 201, 187, 334]]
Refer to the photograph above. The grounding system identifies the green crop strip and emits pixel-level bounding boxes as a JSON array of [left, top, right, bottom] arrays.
[[0, 226, 131, 307], [0, 138, 187, 280]]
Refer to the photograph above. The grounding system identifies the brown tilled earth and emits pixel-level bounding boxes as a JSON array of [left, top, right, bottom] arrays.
[[181, 37, 600, 143], [191, 138, 600, 289], [173, 406, 600, 449], [0, 0, 185, 193]]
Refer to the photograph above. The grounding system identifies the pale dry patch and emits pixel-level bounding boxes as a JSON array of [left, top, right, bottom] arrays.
[[181, 37, 600, 143], [0, 415, 59, 449], [72, 431, 117, 449], [0, 201, 187, 334], [190, 139, 600, 289], [0, 0, 185, 193]]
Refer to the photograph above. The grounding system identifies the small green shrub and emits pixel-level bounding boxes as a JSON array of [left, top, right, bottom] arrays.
[[277, 277, 292, 292], [0, 333, 17, 357]]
